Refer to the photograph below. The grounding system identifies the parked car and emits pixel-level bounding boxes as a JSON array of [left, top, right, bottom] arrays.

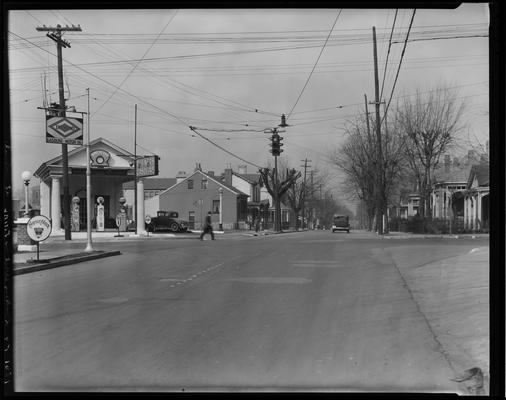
[[331, 215, 350, 233], [147, 211, 189, 233]]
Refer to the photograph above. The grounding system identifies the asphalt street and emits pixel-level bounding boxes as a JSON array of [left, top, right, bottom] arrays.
[[13, 230, 489, 392]]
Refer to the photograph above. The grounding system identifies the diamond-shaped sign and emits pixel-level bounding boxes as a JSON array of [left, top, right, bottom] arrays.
[[46, 116, 83, 144]]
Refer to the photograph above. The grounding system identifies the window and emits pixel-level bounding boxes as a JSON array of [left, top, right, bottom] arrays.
[[188, 179, 194, 189], [213, 199, 220, 214], [201, 179, 208, 189]]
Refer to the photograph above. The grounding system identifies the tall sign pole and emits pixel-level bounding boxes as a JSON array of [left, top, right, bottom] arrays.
[[36, 24, 82, 240], [85, 88, 93, 252]]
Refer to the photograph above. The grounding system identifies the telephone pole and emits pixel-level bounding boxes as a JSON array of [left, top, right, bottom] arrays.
[[134, 104, 138, 234], [36, 24, 82, 240], [372, 26, 384, 235], [300, 158, 311, 229]]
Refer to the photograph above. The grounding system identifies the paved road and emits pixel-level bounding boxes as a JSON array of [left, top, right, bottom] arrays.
[[13, 230, 487, 392]]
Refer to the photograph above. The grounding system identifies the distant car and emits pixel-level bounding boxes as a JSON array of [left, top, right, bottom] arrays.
[[148, 211, 189, 233], [331, 215, 350, 233]]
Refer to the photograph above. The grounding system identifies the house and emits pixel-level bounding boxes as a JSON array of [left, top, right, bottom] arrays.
[[429, 150, 489, 232], [122, 177, 177, 219], [221, 164, 292, 229], [156, 165, 249, 230], [221, 165, 270, 228], [430, 154, 470, 221], [462, 163, 489, 231], [398, 193, 420, 219]]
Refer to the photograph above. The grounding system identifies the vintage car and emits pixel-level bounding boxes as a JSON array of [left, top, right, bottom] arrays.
[[331, 215, 350, 233], [147, 211, 189, 233]]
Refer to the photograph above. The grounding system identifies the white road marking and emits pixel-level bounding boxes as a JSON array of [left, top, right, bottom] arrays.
[[226, 277, 311, 284]]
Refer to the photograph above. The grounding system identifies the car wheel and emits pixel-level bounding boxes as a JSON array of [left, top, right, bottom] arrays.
[[170, 222, 179, 232]]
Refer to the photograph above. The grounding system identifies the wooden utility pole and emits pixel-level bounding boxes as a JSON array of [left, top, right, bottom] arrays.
[[134, 104, 138, 234], [300, 158, 311, 229], [372, 26, 384, 235], [36, 24, 82, 240], [364, 94, 372, 141]]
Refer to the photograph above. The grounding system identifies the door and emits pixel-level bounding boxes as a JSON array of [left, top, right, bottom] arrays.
[[188, 211, 195, 230]]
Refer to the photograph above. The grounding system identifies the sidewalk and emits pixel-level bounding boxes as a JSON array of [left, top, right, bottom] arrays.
[[387, 245, 490, 395]]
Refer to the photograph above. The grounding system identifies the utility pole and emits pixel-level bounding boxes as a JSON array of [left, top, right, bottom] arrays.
[[310, 170, 315, 229], [267, 120, 285, 232], [300, 158, 311, 229], [372, 26, 384, 235], [364, 94, 372, 141], [134, 104, 138, 234], [36, 24, 82, 240]]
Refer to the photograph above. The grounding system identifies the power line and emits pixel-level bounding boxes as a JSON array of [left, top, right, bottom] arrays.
[[93, 10, 179, 117], [189, 126, 264, 169], [287, 9, 342, 120], [381, 9, 416, 127], [379, 9, 398, 102]]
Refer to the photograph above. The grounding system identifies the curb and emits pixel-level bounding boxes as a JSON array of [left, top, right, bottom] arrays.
[[13, 250, 121, 275], [381, 234, 489, 240]]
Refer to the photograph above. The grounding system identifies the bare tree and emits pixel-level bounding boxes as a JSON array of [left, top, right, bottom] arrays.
[[259, 165, 301, 231], [327, 115, 377, 230], [395, 86, 466, 219]]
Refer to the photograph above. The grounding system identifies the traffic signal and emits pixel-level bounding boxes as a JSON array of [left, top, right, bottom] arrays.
[[270, 133, 284, 156]]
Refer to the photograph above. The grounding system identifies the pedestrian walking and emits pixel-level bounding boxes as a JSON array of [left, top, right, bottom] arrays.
[[200, 211, 215, 240]]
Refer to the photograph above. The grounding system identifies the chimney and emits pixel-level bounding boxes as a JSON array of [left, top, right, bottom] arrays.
[[238, 165, 247, 175], [444, 154, 451, 173], [207, 171, 214, 177], [176, 171, 186, 183], [224, 168, 233, 186]]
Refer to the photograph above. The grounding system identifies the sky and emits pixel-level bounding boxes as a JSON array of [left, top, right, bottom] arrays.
[[7, 5, 489, 206]]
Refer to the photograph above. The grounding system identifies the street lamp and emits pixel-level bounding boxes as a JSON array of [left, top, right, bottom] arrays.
[[218, 187, 223, 231], [21, 170, 32, 217]]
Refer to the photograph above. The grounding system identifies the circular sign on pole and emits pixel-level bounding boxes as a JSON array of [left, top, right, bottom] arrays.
[[26, 215, 52, 242], [145, 215, 152, 224]]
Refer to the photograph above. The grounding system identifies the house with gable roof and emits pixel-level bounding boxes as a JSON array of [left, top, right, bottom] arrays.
[[462, 162, 489, 231], [221, 164, 292, 229], [156, 164, 249, 230]]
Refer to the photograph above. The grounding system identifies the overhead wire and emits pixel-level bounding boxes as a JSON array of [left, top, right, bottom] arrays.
[[379, 9, 398, 102], [287, 9, 342, 120], [381, 9, 416, 127], [93, 10, 179, 117]]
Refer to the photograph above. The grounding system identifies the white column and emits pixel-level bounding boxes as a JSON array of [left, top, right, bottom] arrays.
[[136, 179, 146, 235], [40, 179, 51, 218], [51, 176, 62, 233], [477, 192, 482, 230], [470, 197, 475, 231], [464, 196, 469, 230]]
